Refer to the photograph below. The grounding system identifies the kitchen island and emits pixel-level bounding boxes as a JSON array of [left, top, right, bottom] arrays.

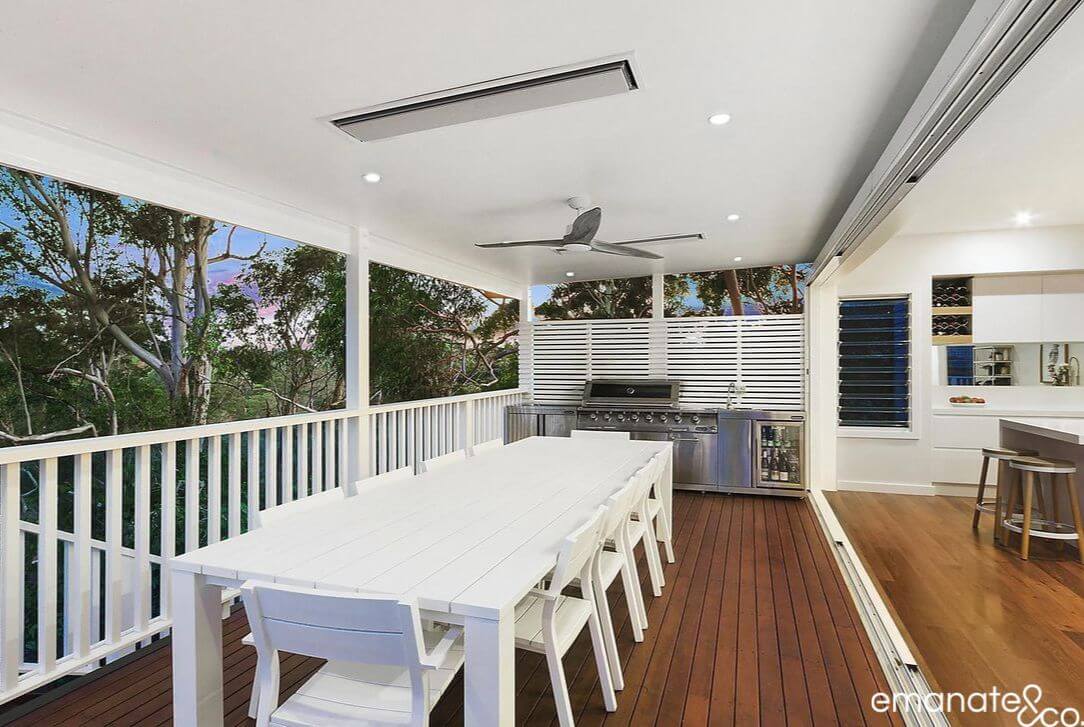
[[999, 417, 1084, 548]]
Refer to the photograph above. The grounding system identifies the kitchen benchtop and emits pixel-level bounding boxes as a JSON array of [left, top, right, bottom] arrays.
[[1000, 417, 1084, 445], [933, 407, 1084, 417]]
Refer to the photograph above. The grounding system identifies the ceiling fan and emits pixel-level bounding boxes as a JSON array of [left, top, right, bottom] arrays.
[[474, 197, 703, 260]]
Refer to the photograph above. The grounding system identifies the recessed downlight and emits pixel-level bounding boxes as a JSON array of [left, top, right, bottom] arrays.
[[726, 213, 741, 222], [565, 271, 575, 277], [708, 113, 732, 126], [733, 256, 743, 262], [363, 172, 382, 183], [1013, 210, 1035, 226]]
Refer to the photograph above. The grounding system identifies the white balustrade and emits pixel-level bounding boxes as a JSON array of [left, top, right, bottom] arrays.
[[0, 387, 522, 704]]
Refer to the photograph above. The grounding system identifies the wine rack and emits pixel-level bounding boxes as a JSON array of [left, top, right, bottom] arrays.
[[932, 276, 973, 344]]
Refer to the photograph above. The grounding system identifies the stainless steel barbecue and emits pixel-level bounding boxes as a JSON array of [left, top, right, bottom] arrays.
[[575, 379, 721, 490]]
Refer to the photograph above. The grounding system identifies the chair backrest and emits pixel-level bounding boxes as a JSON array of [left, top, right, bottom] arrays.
[[470, 438, 504, 456], [603, 474, 641, 540], [254, 486, 348, 529], [548, 506, 608, 593], [350, 465, 414, 497], [241, 581, 431, 724], [420, 449, 467, 473], [571, 430, 631, 440], [242, 581, 426, 667]]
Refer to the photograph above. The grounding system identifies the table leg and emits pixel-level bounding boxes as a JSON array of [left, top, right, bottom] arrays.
[[172, 569, 224, 726], [464, 610, 515, 726]]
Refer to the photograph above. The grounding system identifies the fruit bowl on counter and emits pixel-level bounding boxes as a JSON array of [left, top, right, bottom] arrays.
[[948, 395, 987, 407]]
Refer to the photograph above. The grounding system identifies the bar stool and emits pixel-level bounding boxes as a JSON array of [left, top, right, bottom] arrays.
[[973, 446, 1036, 541], [1005, 456, 1084, 562]]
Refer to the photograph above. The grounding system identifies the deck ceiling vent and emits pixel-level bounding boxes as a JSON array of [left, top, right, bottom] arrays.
[[330, 55, 638, 142]]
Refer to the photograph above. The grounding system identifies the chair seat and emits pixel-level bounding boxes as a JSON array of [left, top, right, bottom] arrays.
[[981, 446, 1037, 461], [269, 627, 464, 727], [514, 594, 593, 655], [596, 550, 623, 588], [1009, 456, 1077, 474], [646, 498, 662, 518]]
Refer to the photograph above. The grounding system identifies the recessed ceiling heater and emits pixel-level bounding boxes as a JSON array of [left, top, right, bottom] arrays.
[[330, 56, 638, 142]]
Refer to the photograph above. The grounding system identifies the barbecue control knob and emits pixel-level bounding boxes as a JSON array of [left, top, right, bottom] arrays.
[[589, 413, 598, 421], [691, 415, 700, 424], [657, 414, 666, 422], [673, 414, 683, 423], [603, 413, 612, 421], [645, 414, 653, 422], [616, 413, 626, 422], [630, 414, 639, 422]]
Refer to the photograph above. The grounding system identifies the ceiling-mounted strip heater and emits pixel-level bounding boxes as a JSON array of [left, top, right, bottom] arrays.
[[811, 0, 1082, 279], [330, 55, 638, 142]]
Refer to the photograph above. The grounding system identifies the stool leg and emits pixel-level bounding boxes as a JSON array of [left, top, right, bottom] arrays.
[[1021, 472, 1035, 561], [1065, 472, 1084, 565], [1035, 478, 1048, 521], [973, 456, 990, 530], [1051, 473, 1061, 528], [1003, 471, 1019, 545]]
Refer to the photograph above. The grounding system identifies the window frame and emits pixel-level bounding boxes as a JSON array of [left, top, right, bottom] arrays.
[[836, 294, 913, 436]]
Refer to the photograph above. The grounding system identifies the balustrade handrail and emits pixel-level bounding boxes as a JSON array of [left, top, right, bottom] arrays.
[[0, 407, 361, 465], [368, 387, 526, 415]]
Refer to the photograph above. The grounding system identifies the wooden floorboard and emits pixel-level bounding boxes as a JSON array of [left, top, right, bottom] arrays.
[[826, 491, 1084, 727], [2, 492, 895, 726]]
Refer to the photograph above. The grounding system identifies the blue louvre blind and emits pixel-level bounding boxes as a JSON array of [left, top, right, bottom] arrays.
[[838, 298, 910, 428]]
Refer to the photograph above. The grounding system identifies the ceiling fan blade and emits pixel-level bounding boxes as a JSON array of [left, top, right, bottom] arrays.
[[610, 233, 704, 246], [564, 207, 602, 243], [590, 241, 664, 260], [474, 239, 566, 249]]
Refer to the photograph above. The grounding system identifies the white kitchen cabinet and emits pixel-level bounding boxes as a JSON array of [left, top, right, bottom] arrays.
[[1040, 273, 1084, 341], [972, 274, 1042, 343]]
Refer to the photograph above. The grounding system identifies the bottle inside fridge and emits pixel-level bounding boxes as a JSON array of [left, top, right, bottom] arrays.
[[756, 420, 804, 489]]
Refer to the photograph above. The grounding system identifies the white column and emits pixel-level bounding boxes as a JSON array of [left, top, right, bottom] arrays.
[[807, 257, 841, 492], [649, 273, 667, 377], [518, 286, 533, 399], [651, 272, 664, 318], [346, 228, 372, 483]]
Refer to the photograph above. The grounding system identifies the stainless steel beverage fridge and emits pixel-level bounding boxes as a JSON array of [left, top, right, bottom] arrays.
[[753, 412, 805, 492]]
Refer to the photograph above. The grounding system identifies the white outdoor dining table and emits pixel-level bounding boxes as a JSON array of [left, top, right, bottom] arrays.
[[170, 435, 673, 726]]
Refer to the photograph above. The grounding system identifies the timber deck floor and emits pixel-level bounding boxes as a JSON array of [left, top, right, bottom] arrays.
[[827, 491, 1084, 727], [1, 493, 899, 726]]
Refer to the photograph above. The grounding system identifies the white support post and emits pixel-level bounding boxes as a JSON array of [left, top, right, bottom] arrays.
[[651, 272, 665, 318], [649, 272, 668, 378], [345, 229, 371, 484], [104, 449, 123, 645], [0, 463, 20, 691]]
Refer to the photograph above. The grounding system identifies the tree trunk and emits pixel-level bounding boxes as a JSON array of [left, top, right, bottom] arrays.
[[723, 269, 744, 316]]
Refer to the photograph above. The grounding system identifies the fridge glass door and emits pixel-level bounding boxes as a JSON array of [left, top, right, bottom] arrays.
[[755, 422, 804, 489]]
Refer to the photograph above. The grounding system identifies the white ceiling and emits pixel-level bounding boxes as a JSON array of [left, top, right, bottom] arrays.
[[0, 0, 972, 284], [892, 5, 1084, 236]]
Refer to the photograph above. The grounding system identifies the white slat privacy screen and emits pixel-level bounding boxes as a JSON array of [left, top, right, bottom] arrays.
[[521, 315, 804, 410]]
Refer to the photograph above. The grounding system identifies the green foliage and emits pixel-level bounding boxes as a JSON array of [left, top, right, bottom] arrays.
[[668, 264, 810, 316], [369, 263, 518, 404]]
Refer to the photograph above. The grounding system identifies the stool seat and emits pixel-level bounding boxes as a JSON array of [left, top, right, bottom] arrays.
[[1009, 456, 1077, 474], [980, 446, 1037, 461]]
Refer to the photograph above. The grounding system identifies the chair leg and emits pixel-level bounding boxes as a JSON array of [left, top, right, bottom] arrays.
[[580, 575, 617, 712], [247, 676, 261, 719], [619, 537, 648, 639], [544, 638, 576, 727], [972, 455, 990, 530], [593, 575, 624, 690], [655, 511, 675, 564], [1021, 473, 1035, 561], [641, 521, 665, 597], [1065, 473, 1084, 565]]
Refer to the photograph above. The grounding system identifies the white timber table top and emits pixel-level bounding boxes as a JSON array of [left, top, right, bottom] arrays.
[[172, 436, 671, 618]]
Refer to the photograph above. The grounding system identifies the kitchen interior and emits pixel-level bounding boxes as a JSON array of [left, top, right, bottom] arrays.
[[819, 7, 1084, 723]]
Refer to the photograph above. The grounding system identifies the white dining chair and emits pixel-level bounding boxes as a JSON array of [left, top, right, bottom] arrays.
[[469, 438, 504, 456], [514, 507, 617, 725], [595, 475, 649, 680], [642, 453, 675, 563], [628, 462, 666, 598], [241, 581, 464, 727], [420, 449, 467, 472], [570, 430, 631, 440], [351, 464, 414, 496]]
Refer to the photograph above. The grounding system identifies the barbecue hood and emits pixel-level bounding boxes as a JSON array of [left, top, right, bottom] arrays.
[[581, 379, 680, 409]]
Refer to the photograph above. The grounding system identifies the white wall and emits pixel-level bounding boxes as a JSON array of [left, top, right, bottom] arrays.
[[827, 224, 1084, 493]]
